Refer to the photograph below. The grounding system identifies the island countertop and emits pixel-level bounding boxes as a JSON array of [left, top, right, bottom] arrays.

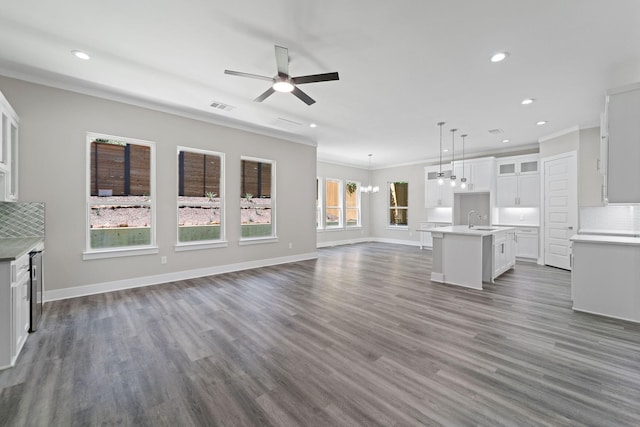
[[432, 225, 516, 236]]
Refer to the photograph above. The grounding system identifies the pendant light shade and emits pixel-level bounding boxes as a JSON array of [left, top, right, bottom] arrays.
[[450, 128, 457, 187], [460, 134, 468, 189], [360, 154, 379, 194]]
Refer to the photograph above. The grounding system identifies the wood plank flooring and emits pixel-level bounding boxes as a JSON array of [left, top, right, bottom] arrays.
[[2, 242, 640, 426]]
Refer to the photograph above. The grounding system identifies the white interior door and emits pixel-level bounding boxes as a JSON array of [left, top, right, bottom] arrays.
[[543, 153, 577, 270]]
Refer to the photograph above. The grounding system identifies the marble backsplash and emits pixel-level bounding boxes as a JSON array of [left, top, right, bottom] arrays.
[[0, 201, 45, 238]]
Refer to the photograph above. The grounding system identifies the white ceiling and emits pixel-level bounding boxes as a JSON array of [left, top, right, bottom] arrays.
[[1, 1, 639, 169]]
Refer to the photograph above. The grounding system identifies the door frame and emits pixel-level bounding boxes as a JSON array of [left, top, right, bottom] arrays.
[[540, 151, 578, 269]]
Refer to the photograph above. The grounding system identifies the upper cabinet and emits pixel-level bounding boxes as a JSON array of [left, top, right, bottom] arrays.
[[452, 157, 495, 192], [603, 83, 640, 204], [425, 165, 453, 208], [0, 90, 19, 202], [496, 155, 540, 207]]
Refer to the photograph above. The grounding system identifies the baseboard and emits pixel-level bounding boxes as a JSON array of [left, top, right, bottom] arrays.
[[317, 237, 421, 248], [572, 306, 640, 324], [316, 237, 370, 248], [43, 251, 318, 302]]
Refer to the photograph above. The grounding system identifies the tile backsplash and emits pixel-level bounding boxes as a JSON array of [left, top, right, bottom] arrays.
[[579, 205, 639, 235], [0, 202, 45, 238]]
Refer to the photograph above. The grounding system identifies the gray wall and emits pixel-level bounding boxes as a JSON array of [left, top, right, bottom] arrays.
[[0, 76, 317, 293]]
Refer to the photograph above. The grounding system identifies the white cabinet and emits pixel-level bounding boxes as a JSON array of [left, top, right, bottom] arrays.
[[0, 90, 19, 202], [418, 222, 451, 249], [515, 227, 539, 259], [493, 230, 516, 279], [1, 252, 30, 369], [603, 83, 640, 203], [452, 157, 495, 192], [425, 166, 453, 208], [496, 155, 540, 207]]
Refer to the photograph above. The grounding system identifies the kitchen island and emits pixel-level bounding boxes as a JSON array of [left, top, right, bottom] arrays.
[[430, 226, 516, 290]]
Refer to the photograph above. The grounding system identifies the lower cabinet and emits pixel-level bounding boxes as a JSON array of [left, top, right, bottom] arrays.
[[1, 253, 30, 369], [515, 227, 539, 260], [493, 230, 516, 279]]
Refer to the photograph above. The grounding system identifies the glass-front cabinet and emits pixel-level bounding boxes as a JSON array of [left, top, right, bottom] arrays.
[[0, 90, 19, 202]]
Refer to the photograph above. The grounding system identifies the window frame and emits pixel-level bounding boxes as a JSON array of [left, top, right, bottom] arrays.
[[175, 146, 227, 251], [324, 178, 343, 229], [388, 181, 409, 229], [83, 132, 158, 260], [345, 180, 362, 228], [239, 156, 277, 244], [316, 177, 324, 230]]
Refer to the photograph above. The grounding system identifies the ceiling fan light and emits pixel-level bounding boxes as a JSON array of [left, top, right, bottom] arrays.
[[273, 80, 294, 93]]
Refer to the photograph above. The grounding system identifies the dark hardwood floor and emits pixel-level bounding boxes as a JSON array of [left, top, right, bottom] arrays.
[[2, 243, 640, 426]]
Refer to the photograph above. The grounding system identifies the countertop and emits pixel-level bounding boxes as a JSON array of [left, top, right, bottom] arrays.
[[431, 225, 515, 237], [570, 234, 640, 247], [0, 238, 45, 261], [493, 223, 539, 228]]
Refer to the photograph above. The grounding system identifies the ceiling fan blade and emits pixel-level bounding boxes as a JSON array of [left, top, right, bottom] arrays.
[[224, 70, 273, 82], [274, 45, 289, 77], [292, 72, 340, 85], [291, 87, 316, 105], [254, 87, 275, 102]]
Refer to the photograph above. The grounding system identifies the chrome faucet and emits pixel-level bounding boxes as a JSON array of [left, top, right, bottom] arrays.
[[467, 210, 477, 228]]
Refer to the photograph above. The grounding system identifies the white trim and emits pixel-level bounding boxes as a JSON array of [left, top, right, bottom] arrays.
[[176, 146, 225, 244], [86, 133, 157, 253], [572, 307, 640, 324], [82, 246, 160, 260], [44, 251, 318, 302], [238, 237, 279, 245], [240, 156, 276, 239], [316, 237, 421, 248], [0, 64, 316, 148], [174, 241, 229, 251], [538, 125, 580, 143], [316, 237, 371, 247]]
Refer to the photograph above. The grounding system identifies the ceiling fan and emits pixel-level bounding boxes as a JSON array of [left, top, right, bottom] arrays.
[[224, 45, 339, 105]]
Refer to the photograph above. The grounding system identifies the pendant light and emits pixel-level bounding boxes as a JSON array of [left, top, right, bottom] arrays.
[[450, 128, 457, 187], [460, 134, 468, 189], [360, 154, 379, 194], [437, 122, 445, 185]]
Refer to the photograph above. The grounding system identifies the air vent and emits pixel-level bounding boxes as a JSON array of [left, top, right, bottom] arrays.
[[488, 128, 504, 135], [210, 101, 235, 112]]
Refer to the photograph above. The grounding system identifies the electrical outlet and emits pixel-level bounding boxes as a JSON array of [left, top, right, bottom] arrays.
[[161, 256, 167, 264]]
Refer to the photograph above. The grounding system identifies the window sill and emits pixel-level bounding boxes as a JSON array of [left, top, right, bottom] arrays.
[[175, 241, 228, 252], [83, 246, 159, 260], [239, 237, 279, 246], [387, 225, 409, 231]]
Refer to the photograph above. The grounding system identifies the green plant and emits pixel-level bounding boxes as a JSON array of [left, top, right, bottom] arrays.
[[205, 191, 217, 201], [346, 182, 357, 195]]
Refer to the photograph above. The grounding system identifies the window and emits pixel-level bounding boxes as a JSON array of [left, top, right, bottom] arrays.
[[177, 147, 225, 248], [240, 157, 275, 240], [316, 178, 323, 230], [345, 181, 361, 227], [85, 133, 156, 257], [388, 181, 408, 227], [325, 179, 342, 228]]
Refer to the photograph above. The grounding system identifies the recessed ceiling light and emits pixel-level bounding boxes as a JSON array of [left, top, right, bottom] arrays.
[[71, 50, 91, 60], [521, 98, 535, 105], [536, 120, 548, 125], [309, 123, 317, 128], [502, 139, 510, 143], [443, 149, 449, 153], [490, 52, 509, 63]]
